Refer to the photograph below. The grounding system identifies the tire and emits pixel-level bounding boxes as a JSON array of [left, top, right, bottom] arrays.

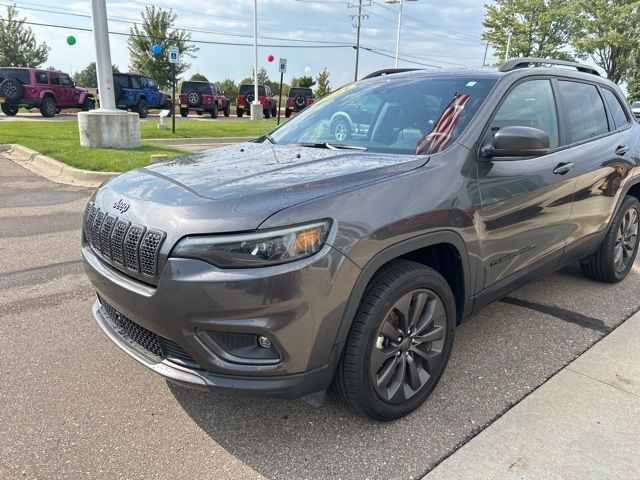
[[163, 99, 173, 112], [0, 78, 24, 102], [581, 195, 640, 283], [136, 98, 148, 118], [237, 109, 244, 118], [264, 107, 271, 119], [187, 90, 201, 107], [211, 102, 218, 119], [81, 98, 95, 112], [180, 107, 189, 118], [223, 102, 230, 117], [271, 105, 277, 117], [332, 260, 456, 421], [1, 103, 19, 116], [330, 117, 352, 141], [285, 108, 291, 118], [40, 96, 56, 118]]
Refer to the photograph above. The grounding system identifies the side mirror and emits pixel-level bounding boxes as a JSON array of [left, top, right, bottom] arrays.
[[481, 126, 550, 158]]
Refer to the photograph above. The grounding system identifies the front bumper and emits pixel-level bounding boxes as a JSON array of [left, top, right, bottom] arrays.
[[83, 241, 359, 398]]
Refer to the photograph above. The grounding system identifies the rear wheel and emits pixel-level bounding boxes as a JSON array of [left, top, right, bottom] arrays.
[[333, 260, 456, 421], [211, 102, 218, 119], [223, 102, 230, 117], [285, 108, 291, 118], [40, 96, 56, 118], [264, 107, 271, 119], [581, 195, 640, 283], [331, 117, 351, 141], [1, 104, 19, 116], [271, 105, 277, 117], [237, 109, 244, 118], [136, 98, 148, 118], [180, 107, 189, 118], [163, 99, 173, 112]]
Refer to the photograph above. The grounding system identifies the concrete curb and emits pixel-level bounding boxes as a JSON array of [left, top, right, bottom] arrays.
[[1, 144, 118, 188], [147, 136, 254, 145]]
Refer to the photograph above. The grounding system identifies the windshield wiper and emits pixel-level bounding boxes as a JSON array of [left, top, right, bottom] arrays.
[[263, 133, 277, 144], [294, 142, 368, 151]]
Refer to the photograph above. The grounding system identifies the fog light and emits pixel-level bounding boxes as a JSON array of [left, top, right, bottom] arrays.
[[258, 336, 271, 349]]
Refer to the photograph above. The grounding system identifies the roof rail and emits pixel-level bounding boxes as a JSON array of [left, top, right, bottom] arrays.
[[498, 57, 600, 76], [362, 68, 418, 80]]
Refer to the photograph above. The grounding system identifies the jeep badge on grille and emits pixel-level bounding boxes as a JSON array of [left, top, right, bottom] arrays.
[[113, 199, 130, 213]]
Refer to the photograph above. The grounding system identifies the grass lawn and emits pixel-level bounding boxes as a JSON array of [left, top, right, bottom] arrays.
[[0, 118, 278, 172]]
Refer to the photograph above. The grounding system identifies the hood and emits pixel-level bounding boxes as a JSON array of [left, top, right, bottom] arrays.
[[94, 142, 426, 234]]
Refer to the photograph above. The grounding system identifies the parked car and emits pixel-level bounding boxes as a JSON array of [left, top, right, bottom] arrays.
[[179, 81, 230, 118], [236, 84, 277, 118], [285, 87, 314, 118], [82, 58, 640, 421], [630, 101, 640, 120], [112, 73, 172, 118], [0, 67, 94, 117]]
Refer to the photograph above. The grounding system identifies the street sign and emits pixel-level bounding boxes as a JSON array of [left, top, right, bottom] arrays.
[[279, 58, 287, 74], [168, 46, 179, 64]]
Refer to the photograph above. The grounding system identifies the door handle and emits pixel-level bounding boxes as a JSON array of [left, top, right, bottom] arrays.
[[553, 162, 575, 175], [615, 145, 630, 156]]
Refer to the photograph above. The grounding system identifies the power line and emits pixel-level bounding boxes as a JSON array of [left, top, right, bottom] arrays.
[[361, 46, 442, 68]]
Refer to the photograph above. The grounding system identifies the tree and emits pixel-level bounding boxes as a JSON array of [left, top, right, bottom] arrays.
[[219, 78, 238, 100], [189, 73, 208, 82], [482, 0, 574, 63], [570, 0, 640, 83], [291, 75, 315, 88], [315, 68, 331, 97], [73, 62, 120, 88], [128, 6, 198, 89], [0, 5, 49, 67]]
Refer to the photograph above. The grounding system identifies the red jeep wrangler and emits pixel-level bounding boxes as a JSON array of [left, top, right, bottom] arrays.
[[179, 81, 230, 118], [236, 84, 277, 118], [285, 87, 314, 118], [0, 67, 95, 117]]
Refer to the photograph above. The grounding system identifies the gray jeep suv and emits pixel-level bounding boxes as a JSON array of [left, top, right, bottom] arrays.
[[83, 58, 640, 420]]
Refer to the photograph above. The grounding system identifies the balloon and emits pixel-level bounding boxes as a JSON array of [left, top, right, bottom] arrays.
[[304, 67, 311, 75], [267, 54, 275, 62], [151, 44, 162, 55], [66, 36, 76, 46]]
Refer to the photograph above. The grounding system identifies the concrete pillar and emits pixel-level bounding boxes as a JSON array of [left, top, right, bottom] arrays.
[[78, 0, 140, 148], [250, 0, 262, 121]]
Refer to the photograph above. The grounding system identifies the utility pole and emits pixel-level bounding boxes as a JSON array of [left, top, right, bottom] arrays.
[[349, 1, 370, 82]]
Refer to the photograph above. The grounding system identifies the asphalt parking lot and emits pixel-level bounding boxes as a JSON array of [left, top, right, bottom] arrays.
[[2, 153, 640, 480]]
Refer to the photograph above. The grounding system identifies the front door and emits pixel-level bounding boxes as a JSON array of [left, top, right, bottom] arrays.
[[60, 74, 78, 106], [475, 78, 577, 290]]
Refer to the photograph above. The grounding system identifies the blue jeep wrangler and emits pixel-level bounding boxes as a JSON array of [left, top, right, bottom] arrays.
[[113, 73, 172, 118]]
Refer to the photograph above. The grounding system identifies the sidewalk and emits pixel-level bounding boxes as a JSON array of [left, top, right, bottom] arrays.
[[424, 309, 640, 480]]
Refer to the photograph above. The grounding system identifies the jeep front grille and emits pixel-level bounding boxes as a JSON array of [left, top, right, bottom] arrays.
[[83, 202, 166, 282]]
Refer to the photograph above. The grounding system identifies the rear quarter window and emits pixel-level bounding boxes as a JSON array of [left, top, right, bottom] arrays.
[[602, 88, 630, 129], [0, 69, 30, 84], [557, 81, 609, 143]]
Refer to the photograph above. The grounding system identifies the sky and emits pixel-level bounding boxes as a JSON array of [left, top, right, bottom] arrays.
[[10, 0, 496, 88]]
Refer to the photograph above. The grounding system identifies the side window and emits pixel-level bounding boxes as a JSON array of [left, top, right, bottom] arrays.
[[60, 75, 72, 87], [148, 79, 157, 90], [131, 77, 142, 89], [36, 71, 48, 84], [490, 79, 559, 148], [140, 77, 149, 88], [557, 81, 608, 143], [602, 88, 629, 130], [50, 74, 60, 86]]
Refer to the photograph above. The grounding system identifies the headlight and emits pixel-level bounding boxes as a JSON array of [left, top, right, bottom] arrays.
[[172, 220, 331, 268]]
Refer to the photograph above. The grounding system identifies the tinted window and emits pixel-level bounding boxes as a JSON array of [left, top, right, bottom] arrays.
[[490, 79, 559, 148], [113, 75, 129, 88], [602, 88, 629, 129], [50, 74, 60, 86], [271, 75, 496, 155], [131, 77, 142, 89], [289, 88, 313, 98], [60, 74, 72, 87], [558, 81, 608, 143], [239, 85, 266, 96], [181, 82, 211, 94], [0, 68, 30, 84], [35, 71, 48, 84]]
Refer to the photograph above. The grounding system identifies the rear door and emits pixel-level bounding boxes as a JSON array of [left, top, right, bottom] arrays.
[[49, 73, 64, 105], [475, 78, 578, 288], [560, 80, 637, 260]]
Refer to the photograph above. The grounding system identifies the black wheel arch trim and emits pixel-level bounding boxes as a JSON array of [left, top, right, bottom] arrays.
[[333, 230, 473, 347]]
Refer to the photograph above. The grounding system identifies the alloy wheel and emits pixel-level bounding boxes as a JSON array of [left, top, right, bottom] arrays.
[[333, 122, 348, 141], [614, 207, 639, 273], [4, 84, 16, 97], [370, 288, 447, 404]]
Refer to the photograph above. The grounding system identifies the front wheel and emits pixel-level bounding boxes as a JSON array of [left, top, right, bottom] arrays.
[[581, 195, 640, 283], [82, 98, 95, 112], [271, 105, 277, 117], [180, 107, 189, 117], [136, 99, 148, 118], [330, 117, 351, 141], [285, 108, 291, 118], [333, 260, 456, 421], [1, 103, 19, 116], [223, 102, 230, 117], [210, 102, 218, 119]]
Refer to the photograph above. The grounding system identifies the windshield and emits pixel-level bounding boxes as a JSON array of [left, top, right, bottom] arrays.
[[0, 68, 30, 84], [181, 82, 211, 94], [239, 85, 266, 96], [271, 74, 496, 155], [289, 88, 312, 98]]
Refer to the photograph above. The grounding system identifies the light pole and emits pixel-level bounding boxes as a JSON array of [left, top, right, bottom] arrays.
[[385, 0, 417, 68], [250, 0, 262, 121]]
